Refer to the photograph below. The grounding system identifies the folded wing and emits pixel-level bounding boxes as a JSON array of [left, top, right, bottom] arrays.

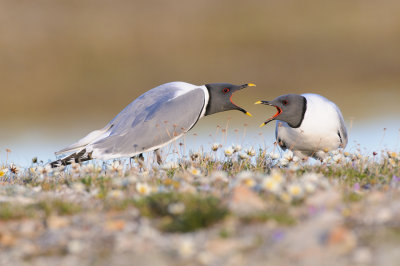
[[55, 82, 206, 160]]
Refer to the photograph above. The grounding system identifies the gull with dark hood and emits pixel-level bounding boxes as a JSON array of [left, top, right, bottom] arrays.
[[205, 83, 255, 116], [255, 93, 347, 159], [51, 81, 255, 167], [255, 94, 307, 128]]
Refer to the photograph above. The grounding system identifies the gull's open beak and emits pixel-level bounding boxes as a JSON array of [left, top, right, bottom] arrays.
[[231, 83, 256, 117], [241, 83, 256, 89], [254, 100, 282, 127]]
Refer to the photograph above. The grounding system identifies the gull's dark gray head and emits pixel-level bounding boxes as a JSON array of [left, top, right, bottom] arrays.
[[256, 94, 307, 128], [205, 83, 255, 116]]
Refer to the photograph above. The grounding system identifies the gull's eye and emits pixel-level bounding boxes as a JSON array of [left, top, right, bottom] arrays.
[[282, 99, 288, 105], [222, 88, 230, 94]]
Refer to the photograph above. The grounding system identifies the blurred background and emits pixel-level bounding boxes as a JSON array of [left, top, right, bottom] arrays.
[[1, 0, 399, 165]]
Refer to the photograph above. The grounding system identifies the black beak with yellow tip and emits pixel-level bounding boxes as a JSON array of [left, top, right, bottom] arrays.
[[205, 82, 256, 117]]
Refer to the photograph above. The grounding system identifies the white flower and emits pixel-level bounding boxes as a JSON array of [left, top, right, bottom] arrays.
[[322, 157, 331, 164], [263, 170, 284, 194], [269, 152, 280, 160], [279, 157, 290, 166], [270, 170, 284, 183], [36, 164, 53, 176], [237, 171, 256, 187], [284, 150, 294, 159], [302, 173, 320, 183], [287, 183, 304, 199], [161, 161, 179, 170], [238, 152, 249, 160], [280, 192, 292, 204], [210, 171, 229, 183], [262, 177, 281, 194], [168, 202, 186, 214], [108, 189, 124, 199], [279, 150, 299, 166], [329, 150, 340, 156], [211, 143, 220, 152], [332, 154, 345, 164], [232, 144, 242, 152], [303, 182, 316, 194], [224, 147, 234, 157], [245, 147, 256, 157], [136, 182, 151, 195], [188, 167, 202, 177]]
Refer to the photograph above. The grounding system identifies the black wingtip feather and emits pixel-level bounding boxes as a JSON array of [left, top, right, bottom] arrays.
[[50, 149, 93, 168]]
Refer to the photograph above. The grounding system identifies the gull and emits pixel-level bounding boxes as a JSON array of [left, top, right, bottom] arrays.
[[256, 93, 347, 159], [51, 81, 255, 167]]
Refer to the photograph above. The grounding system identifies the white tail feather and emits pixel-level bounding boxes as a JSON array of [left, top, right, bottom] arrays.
[[55, 125, 112, 156]]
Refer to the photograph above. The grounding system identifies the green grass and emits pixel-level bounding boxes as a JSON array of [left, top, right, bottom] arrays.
[[240, 210, 296, 226], [0, 200, 81, 221], [135, 192, 229, 232]]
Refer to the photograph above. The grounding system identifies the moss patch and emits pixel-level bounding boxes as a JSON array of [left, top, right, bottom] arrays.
[[135, 192, 229, 232]]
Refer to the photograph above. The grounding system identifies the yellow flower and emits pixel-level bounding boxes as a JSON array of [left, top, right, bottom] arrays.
[[243, 178, 256, 187], [389, 158, 397, 167], [0, 168, 6, 177]]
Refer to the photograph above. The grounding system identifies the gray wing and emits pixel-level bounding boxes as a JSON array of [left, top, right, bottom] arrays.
[[90, 85, 205, 158], [275, 121, 288, 150], [337, 110, 348, 148]]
